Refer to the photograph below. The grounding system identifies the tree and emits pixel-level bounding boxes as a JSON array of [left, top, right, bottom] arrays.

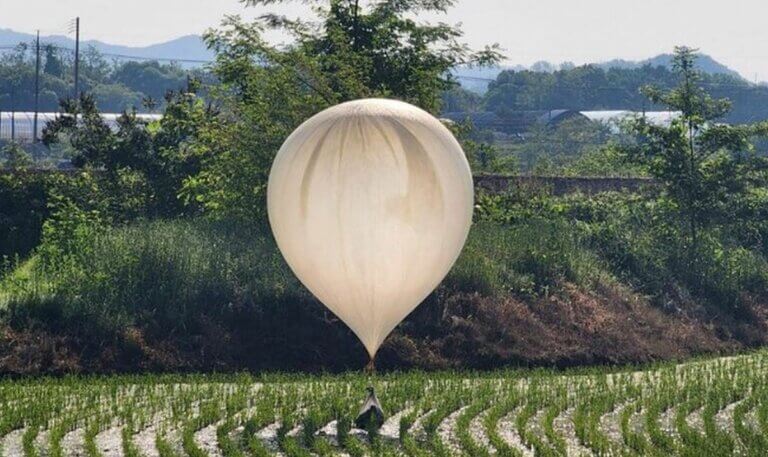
[[111, 61, 187, 101], [1, 142, 33, 169], [42, 89, 211, 218], [43, 45, 64, 78], [624, 47, 768, 250], [516, 117, 612, 173], [90, 83, 144, 112], [182, 0, 502, 222]]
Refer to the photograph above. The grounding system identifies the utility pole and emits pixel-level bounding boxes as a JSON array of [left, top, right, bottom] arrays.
[[353, 0, 360, 48], [10, 85, 14, 142], [74, 17, 80, 99], [34, 30, 41, 142]]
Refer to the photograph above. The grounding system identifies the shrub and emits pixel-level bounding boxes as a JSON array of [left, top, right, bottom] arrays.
[[0, 172, 50, 260], [9, 218, 307, 337], [447, 219, 603, 298]]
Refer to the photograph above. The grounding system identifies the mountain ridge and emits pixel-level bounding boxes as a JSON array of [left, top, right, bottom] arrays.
[[0, 28, 214, 63], [454, 54, 746, 93], [0, 28, 746, 83]]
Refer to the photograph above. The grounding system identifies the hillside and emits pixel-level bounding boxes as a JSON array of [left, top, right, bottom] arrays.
[[600, 53, 743, 79]]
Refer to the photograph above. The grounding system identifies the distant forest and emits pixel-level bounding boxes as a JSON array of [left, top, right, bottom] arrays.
[[0, 43, 206, 113], [445, 64, 768, 124], [4, 41, 768, 126]]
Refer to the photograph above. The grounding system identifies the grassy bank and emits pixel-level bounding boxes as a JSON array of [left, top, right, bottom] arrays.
[[1, 190, 766, 374]]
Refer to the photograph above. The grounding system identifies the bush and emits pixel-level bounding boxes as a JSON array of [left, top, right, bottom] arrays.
[[0, 172, 50, 261], [2, 188, 767, 373], [15, 219, 306, 336], [448, 220, 603, 298], [574, 193, 768, 312], [475, 189, 768, 313]]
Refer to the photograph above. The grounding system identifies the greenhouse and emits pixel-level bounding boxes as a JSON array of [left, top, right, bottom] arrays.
[[0, 112, 162, 143]]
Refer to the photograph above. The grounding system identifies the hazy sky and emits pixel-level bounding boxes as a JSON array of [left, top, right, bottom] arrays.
[[5, 0, 768, 80]]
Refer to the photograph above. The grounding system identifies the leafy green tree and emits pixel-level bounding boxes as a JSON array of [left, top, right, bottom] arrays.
[[42, 88, 211, 218], [0, 44, 200, 113], [90, 83, 144, 112], [482, 60, 768, 124], [43, 45, 64, 78], [517, 117, 612, 173], [1, 142, 33, 169], [81, 46, 111, 83], [563, 144, 646, 177], [442, 86, 482, 113], [182, 0, 501, 222], [449, 121, 515, 173], [624, 47, 768, 248], [111, 61, 187, 101]]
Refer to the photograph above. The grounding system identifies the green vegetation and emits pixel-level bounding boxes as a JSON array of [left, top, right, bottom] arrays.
[[0, 2, 766, 456], [482, 57, 768, 125], [0, 352, 766, 456], [0, 3, 766, 376], [0, 43, 193, 113], [1, 183, 765, 372]]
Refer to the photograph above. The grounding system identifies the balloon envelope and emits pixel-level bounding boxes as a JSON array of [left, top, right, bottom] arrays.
[[267, 99, 474, 358]]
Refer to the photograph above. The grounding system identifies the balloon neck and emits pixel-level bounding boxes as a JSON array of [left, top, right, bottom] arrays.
[[364, 358, 376, 375]]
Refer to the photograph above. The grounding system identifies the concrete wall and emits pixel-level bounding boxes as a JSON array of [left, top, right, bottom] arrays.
[[1, 169, 654, 196], [474, 174, 655, 195]]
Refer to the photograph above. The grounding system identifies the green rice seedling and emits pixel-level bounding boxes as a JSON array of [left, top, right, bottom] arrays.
[[542, 394, 568, 455], [645, 386, 677, 453], [1, 351, 768, 456], [83, 419, 102, 457], [241, 416, 271, 457], [516, 384, 559, 457], [156, 431, 182, 457], [619, 399, 650, 454], [22, 424, 39, 457], [215, 419, 244, 457], [121, 421, 143, 457], [483, 396, 524, 457], [455, 396, 492, 457], [734, 395, 768, 454]]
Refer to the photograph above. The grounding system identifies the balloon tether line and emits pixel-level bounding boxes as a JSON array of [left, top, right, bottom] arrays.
[[364, 356, 376, 375]]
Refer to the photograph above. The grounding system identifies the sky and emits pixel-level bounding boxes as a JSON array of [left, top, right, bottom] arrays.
[[5, 0, 768, 81]]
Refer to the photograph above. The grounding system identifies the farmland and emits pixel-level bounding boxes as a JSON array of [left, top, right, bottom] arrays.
[[1, 350, 766, 457]]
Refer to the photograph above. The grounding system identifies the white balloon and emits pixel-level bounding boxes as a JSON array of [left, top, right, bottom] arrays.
[[267, 99, 474, 358]]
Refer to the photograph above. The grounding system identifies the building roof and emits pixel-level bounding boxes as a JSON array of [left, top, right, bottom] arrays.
[[443, 110, 586, 134], [580, 110, 681, 130], [441, 109, 682, 134]]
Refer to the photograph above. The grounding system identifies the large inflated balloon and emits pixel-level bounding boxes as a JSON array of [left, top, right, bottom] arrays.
[[267, 99, 474, 358]]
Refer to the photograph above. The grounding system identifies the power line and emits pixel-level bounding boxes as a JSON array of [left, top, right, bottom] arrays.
[[3, 40, 768, 88], [0, 43, 213, 64], [73, 17, 80, 98]]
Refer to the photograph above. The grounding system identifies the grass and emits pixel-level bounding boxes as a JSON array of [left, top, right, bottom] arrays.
[[1, 351, 766, 456], [6, 217, 606, 329], [0, 193, 766, 374], [7, 191, 764, 330]]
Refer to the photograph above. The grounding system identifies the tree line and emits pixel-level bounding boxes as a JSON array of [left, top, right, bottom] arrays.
[[0, 43, 201, 113], [447, 61, 768, 125]]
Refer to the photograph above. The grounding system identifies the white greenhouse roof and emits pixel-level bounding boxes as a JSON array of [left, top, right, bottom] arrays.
[[0, 112, 162, 143], [580, 110, 681, 131]]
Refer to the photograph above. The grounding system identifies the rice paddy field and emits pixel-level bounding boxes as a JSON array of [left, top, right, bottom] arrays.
[[1, 351, 767, 457]]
